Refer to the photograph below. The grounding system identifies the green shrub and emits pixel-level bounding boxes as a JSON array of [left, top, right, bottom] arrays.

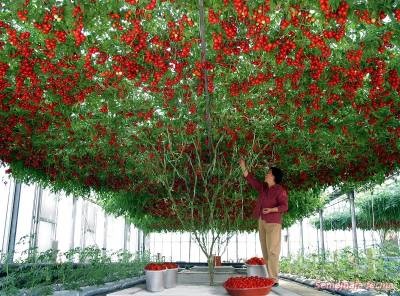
[[0, 246, 150, 296]]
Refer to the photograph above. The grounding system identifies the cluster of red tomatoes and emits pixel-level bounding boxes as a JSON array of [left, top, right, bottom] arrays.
[[319, 0, 349, 24], [145, 263, 166, 271], [224, 276, 274, 289], [396, 9, 400, 21], [144, 262, 178, 270], [245, 257, 265, 265], [72, 6, 85, 46]]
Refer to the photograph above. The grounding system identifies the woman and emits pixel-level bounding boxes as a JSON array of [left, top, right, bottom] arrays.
[[239, 159, 288, 287]]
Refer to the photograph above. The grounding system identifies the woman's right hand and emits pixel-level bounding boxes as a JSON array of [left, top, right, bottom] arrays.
[[239, 158, 246, 170], [239, 159, 249, 177]]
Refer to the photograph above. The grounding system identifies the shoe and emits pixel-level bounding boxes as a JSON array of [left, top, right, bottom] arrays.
[[273, 282, 279, 287]]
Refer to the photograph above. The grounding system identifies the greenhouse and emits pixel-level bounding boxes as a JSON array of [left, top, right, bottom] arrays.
[[0, 0, 399, 295]]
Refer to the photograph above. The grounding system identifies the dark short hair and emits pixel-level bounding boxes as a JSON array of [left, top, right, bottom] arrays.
[[270, 167, 283, 184]]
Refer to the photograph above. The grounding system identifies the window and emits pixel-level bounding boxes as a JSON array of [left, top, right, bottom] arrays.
[[81, 201, 96, 247], [0, 170, 14, 257], [36, 188, 59, 253]]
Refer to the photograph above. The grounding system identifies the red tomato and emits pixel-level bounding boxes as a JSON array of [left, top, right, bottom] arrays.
[[245, 257, 265, 265]]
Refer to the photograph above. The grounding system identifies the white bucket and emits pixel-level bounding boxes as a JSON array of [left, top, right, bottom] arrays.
[[164, 268, 178, 288], [246, 264, 268, 277], [145, 270, 164, 292]]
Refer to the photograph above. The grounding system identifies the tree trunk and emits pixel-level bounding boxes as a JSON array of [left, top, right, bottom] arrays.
[[207, 255, 215, 286], [193, 231, 220, 286]]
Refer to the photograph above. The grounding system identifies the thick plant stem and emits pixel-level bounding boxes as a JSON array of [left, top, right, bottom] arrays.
[[198, 0, 213, 152], [208, 255, 215, 286]]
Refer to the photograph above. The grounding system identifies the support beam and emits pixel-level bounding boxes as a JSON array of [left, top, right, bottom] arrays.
[[123, 218, 130, 251], [255, 232, 257, 255], [398, 231, 400, 250], [300, 219, 304, 257], [234, 233, 238, 262], [70, 197, 77, 250], [137, 229, 141, 253], [102, 212, 108, 255], [286, 228, 290, 257], [363, 230, 366, 252], [80, 201, 87, 249], [179, 233, 182, 261], [348, 190, 359, 261], [1, 181, 13, 262], [6, 182, 21, 263], [170, 233, 173, 261], [189, 233, 192, 262], [142, 231, 146, 253], [319, 209, 325, 260], [245, 233, 248, 260], [29, 185, 42, 256]]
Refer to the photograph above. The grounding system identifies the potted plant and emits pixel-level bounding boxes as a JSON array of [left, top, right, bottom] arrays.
[[144, 263, 166, 292], [163, 262, 179, 288], [245, 257, 268, 278]]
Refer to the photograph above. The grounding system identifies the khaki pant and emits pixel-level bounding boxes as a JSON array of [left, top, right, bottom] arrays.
[[258, 219, 282, 282]]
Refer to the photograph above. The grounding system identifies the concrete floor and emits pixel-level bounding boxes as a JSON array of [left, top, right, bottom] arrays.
[[108, 284, 280, 295], [279, 280, 336, 296], [107, 280, 335, 296]]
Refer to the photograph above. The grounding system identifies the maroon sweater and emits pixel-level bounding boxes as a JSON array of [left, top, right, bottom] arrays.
[[246, 173, 288, 224]]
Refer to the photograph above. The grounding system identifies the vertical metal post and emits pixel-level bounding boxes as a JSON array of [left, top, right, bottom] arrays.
[[142, 231, 146, 253], [102, 212, 108, 256], [52, 193, 59, 255], [226, 236, 229, 262], [158, 234, 163, 260], [316, 226, 320, 256], [348, 190, 359, 261], [179, 232, 182, 261], [137, 229, 141, 253], [80, 200, 87, 249], [319, 209, 325, 260], [300, 219, 304, 257], [245, 233, 248, 260], [29, 185, 42, 255], [170, 233, 173, 261], [70, 197, 77, 250], [236, 233, 239, 262], [286, 228, 290, 257], [1, 180, 13, 262], [6, 182, 21, 263], [188, 233, 192, 262], [123, 218, 130, 251], [255, 232, 257, 255], [363, 230, 366, 252], [371, 192, 376, 248], [398, 231, 400, 250]]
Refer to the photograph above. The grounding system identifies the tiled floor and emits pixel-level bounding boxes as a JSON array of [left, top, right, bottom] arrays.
[[108, 284, 275, 295], [279, 280, 336, 296], [108, 280, 337, 296]]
